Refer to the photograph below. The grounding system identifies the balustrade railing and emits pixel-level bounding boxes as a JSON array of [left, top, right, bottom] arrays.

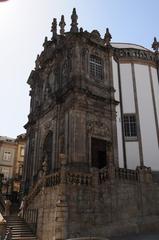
[[45, 172, 61, 187], [3, 227, 11, 240], [66, 172, 92, 185], [27, 178, 44, 203], [23, 208, 38, 234], [115, 167, 138, 182], [26, 167, 139, 205], [99, 168, 109, 184]]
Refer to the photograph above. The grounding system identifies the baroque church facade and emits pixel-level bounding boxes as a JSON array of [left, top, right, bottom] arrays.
[[23, 9, 159, 240]]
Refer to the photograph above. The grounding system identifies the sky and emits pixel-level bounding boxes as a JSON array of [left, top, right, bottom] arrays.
[[0, 0, 159, 138]]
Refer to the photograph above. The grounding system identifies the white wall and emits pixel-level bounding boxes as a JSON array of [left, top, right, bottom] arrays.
[[120, 64, 135, 113], [126, 142, 140, 169], [151, 67, 159, 128], [112, 60, 159, 170], [135, 64, 159, 170], [120, 63, 140, 169]]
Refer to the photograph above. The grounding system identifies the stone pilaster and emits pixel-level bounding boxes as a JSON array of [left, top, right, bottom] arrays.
[[54, 154, 68, 240]]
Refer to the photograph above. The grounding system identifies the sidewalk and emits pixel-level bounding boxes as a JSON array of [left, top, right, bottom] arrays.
[[110, 233, 159, 240]]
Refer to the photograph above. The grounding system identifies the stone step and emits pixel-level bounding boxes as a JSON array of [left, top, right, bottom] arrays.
[[6, 214, 37, 240], [7, 224, 31, 227], [7, 229, 33, 234], [9, 231, 34, 236], [12, 238, 37, 240], [11, 235, 36, 238]]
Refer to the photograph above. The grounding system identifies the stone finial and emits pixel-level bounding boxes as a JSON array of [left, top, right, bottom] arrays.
[[35, 54, 40, 70], [51, 18, 57, 40], [43, 36, 48, 48], [104, 28, 112, 46], [152, 37, 159, 52], [59, 15, 66, 35], [70, 8, 78, 33]]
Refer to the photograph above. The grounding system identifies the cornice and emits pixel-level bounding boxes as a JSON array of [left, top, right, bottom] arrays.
[[113, 47, 157, 67]]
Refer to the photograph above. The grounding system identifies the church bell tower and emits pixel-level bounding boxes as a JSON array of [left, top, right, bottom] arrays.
[[23, 8, 119, 240]]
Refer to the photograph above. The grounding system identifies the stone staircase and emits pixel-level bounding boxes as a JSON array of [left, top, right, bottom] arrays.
[[5, 214, 37, 240]]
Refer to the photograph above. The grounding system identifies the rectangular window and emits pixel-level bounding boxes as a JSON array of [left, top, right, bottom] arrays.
[[1, 167, 10, 178], [20, 147, 24, 157], [123, 114, 137, 139], [90, 55, 103, 81], [91, 137, 107, 169], [3, 151, 11, 161]]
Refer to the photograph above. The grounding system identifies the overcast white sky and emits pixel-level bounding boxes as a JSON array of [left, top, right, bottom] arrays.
[[0, 0, 159, 138]]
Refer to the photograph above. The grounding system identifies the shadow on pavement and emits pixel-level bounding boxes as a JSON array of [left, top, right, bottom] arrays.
[[110, 233, 159, 240]]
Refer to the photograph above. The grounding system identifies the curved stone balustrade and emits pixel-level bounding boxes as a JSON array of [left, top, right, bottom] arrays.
[[26, 178, 44, 203], [115, 167, 138, 181], [45, 172, 61, 187], [66, 172, 92, 185], [26, 167, 140, 205]]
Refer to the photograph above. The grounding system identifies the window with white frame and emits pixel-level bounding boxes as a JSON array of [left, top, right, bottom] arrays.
[[3, 151, 12, 161], [123, 114, 137, 138], [1, 167, 10, 178], [90, 55, 103, 80], [20, 147, 25, 157]]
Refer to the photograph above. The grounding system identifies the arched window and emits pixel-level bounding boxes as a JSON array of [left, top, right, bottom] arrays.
[[43, 131, 53, 173], [90, 55, 103, 81]]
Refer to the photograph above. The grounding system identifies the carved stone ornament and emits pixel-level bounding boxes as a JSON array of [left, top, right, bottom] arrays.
[[51, 18, 57, 40], [152, 37, 159, 52], [90, 30, 101, 41], [59, 15, 66, 35], [35, 54, 41, 70], [44, 121, 52, 130], [43, 36, 48, 49], [104, 28, 112, 46], [70, 8, 78, 33], [87, 119, 111, 137], [42, 158, 48, 175]]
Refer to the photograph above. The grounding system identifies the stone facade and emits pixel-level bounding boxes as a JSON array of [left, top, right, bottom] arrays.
[[23, 9, 159, 240], [25, 164, 159, 240]]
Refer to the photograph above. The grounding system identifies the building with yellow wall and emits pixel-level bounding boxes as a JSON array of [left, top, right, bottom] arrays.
[[13, 134, 26, 193], [0, 136, 17, 180], [0, 134, 26, 198]]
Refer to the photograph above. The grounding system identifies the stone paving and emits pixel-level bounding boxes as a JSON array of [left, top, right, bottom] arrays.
[[110, 233, 159, 240]]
